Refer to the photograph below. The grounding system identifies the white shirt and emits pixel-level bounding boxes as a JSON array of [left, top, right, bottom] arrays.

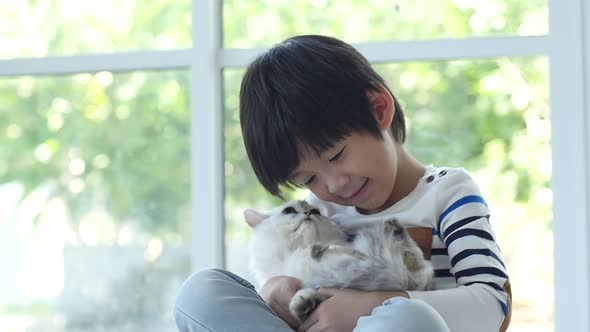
[[306, 166, 509, 332]]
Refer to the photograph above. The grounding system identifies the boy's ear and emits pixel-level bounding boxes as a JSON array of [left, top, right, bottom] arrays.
[[244, 209, 268, 228], [367, 84, 395, 130]]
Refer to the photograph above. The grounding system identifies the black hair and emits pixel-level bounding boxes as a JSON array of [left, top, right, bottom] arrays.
[[240, 35, 406, 198]]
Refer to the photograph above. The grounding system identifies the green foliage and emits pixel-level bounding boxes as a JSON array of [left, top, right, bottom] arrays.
[[0, 0, 191, 58], [0, 71, 191, 239], [223, 0, 547, 47]]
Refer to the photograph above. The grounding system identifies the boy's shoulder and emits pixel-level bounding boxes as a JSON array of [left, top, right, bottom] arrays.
[[424, 166, 478, 189], [423, 166, 484, 201], [425, 166, 490, 215]]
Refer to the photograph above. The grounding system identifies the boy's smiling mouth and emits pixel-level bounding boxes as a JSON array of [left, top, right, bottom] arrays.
[[344, 178, 369, 200]]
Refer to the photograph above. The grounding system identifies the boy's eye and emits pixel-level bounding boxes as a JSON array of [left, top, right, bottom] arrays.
[[329, 147, 345, 162], [304, 176, 316, 186], [282, 207, 297, 214]]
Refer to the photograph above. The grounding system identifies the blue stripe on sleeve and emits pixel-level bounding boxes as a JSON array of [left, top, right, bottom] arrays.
[[498, 299, 508, 315], [437, 195, 488, 237], [451, 248, 506, 268], [443, 215, 490, 239], [445, 229, 495, 248], [434, 269, 454, 278], [431, 248, 448, 256], [464, 281, 505, 292]]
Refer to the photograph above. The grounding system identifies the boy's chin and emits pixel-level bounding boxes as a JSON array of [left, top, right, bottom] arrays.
[[353, 196, 390, 214]]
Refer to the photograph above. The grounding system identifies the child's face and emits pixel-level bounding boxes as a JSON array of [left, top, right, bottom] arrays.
[[290, 130, 400, 214]]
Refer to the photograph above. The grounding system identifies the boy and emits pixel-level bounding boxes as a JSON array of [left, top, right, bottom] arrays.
[[175, 35, 511, 332]]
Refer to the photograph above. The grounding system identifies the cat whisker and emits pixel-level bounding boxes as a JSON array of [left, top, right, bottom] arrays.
[[293, 220, 304, 232], [292, 217, 313, 232]]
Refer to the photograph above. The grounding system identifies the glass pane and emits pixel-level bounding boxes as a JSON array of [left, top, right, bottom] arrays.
[[0, 1, 191, 58], [378, 58, 552, 331], [0, 71, 190, 331], [224, 0, 548, 48], [224, 57, 551, 331], [223, 70, 287, 279]]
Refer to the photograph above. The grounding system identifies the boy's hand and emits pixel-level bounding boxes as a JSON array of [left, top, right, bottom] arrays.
[[259, 275, 303, 329], [297, 288, 408, 332]]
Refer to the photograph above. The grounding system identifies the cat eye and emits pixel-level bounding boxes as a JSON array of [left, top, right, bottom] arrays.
[[309, 208, 320, 215], [282, 207, 297, 214]]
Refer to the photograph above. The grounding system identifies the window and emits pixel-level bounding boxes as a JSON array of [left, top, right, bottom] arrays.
[[0, 1, 191, 58], [0, 65, 190, 332], [1, 1, 589, 332], [223, 0, 548, 47]]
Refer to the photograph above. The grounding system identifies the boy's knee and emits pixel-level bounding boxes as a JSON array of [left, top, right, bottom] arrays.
[[175, 269, 256, 331], [176, 269, 238, 310], [382, 297, 436, 316], [356, 298, 450, 332], [175, 270, 296, 332]]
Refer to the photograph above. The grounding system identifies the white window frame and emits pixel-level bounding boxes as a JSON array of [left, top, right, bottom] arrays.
[[0, 0, 587, 331]]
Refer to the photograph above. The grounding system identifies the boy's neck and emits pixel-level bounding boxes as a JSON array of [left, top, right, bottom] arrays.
[[358, 144, 426, 215]]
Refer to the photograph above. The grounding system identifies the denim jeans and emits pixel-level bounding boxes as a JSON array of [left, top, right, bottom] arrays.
[[174, 269, 450, 332]]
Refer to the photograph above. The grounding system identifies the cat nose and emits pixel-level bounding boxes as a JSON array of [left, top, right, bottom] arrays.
[[304, 210, 311, 216]]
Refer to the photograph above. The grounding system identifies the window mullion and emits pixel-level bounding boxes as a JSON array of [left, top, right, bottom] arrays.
[[548, 0, 590, 331], [0, 49, 192, 76], [219, 36, 550, 68], [192, 0, 224, 270]]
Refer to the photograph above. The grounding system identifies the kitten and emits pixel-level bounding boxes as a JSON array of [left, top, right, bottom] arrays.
[[244, 200, 434, 323]]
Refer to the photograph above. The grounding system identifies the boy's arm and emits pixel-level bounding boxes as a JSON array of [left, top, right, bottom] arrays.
[[305, 170, 511, 332], [407, 282, 506, 332], [407, 174, 510, 332]]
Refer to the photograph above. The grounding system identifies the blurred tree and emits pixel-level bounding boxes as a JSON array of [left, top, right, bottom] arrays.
[[0, 0, 191, 58], [0, 71, 191, 240], [223, 0, 547, 47]]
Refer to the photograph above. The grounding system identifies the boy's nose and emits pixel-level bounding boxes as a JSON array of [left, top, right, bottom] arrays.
[[326, 174, 349, 196]]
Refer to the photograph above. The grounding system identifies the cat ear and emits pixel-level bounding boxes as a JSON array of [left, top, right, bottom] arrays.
[[244, 209, 268, 228]]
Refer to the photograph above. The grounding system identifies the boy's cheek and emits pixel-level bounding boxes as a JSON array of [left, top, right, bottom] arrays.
[[310, 189, 337, 203]]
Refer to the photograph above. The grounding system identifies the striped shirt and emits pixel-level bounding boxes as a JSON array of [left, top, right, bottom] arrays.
[[306, 166, 509, 332]]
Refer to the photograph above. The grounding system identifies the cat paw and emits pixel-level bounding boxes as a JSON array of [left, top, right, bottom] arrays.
[[403, 250, 421, 271], [311, 244, 328, 260], [384, 219, 404, 237], [289, 288, 325, 323]]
